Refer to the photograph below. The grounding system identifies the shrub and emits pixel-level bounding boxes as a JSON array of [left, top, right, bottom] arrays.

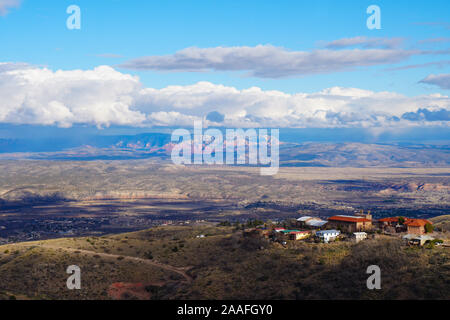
[[425, 223, 434, 233]]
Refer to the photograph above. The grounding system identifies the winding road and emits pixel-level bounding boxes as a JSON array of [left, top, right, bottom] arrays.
[[11, 243, 193, 283]]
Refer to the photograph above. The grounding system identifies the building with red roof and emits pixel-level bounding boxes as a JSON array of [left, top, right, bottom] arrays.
[[404, 219, 432, 235], [378, 217, 401, 224], [327, 215, 373, 233], [378, 217, 432, 235]]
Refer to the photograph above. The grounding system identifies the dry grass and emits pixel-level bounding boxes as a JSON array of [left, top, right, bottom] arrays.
[[0, 224, 448, 300]]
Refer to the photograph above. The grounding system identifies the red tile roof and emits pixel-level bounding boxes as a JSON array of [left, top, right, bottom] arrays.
[[405, 219, 432, 227], [379, 217, 400, 223], [328, 216, 371, 223], [378, 217, 432, 227]]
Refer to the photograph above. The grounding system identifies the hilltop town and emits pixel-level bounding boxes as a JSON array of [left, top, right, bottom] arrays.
[[0, 213, 448, 300], [243, 211, 447, 249]]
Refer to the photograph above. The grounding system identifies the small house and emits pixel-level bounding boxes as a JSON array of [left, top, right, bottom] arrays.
[[288, 230, 311, 241], [403, 234, 434, 246], [315, 230, 341, 243], [276, 229, 309, 241], [352, 232, 367, 243], [404, 219, 432, 235]]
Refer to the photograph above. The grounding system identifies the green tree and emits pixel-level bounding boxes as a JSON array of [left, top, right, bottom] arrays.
[[425, 223, 434, 233], [144, 251, 153, 259], [398, 217, 405, 224]]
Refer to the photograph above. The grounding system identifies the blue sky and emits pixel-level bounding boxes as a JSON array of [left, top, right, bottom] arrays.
[[1, 0, 449, 93], [0, 0, 449, 135]]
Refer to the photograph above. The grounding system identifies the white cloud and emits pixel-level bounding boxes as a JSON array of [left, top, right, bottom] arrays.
[[119, 45, 418, 78], [0, 0, 20, 16], [136, 82, 450, 128], [325, 37, 405, 49], [0, 63, 449, 129], [0, 63, 146, 128], [420, 74, 450, 90]]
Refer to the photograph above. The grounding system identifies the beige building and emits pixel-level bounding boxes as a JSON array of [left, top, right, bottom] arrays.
[[327, 215, 372, 233]]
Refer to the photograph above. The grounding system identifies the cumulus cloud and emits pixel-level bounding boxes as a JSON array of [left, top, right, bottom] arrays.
[[0, 62, 30, 72], [0, 0, 20, 16], [135, 82, 450, 128], [0, 63, 146, 128], [420, 74, 450, 90], [325, 37, 405, 49], [0, 63, 449, 129], [119, 45, 418, 78]]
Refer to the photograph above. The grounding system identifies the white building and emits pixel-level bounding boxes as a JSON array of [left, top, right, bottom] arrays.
[[353, 232, 367, 242], [403, 234, 434, 246], [297, 216, 327, 228], [307, 219, 328, 228], [297, 216, 313, 222], [315, 230, 341, 243]]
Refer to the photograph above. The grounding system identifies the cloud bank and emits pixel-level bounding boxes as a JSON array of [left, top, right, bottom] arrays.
[[119, 45, 418, 78], [0, 63, 449, 129]]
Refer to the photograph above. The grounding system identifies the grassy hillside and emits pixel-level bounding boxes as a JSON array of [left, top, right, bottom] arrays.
[[0, 224, 449, 300], [431, 215, 450, 232]]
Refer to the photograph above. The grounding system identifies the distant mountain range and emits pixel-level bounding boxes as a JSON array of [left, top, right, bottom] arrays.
[[0, 131, 448, 168], [0, 133, 172, 153]]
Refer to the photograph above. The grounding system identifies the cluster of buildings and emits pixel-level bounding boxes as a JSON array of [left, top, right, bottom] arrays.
[[244, 211, 436, 246], [377, 216, 436, 246], [378, 217, 433, 235]]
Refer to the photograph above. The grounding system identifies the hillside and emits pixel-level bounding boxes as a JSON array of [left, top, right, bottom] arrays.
[[431, 215, 450, 232], [0, 223, 449, 300]]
